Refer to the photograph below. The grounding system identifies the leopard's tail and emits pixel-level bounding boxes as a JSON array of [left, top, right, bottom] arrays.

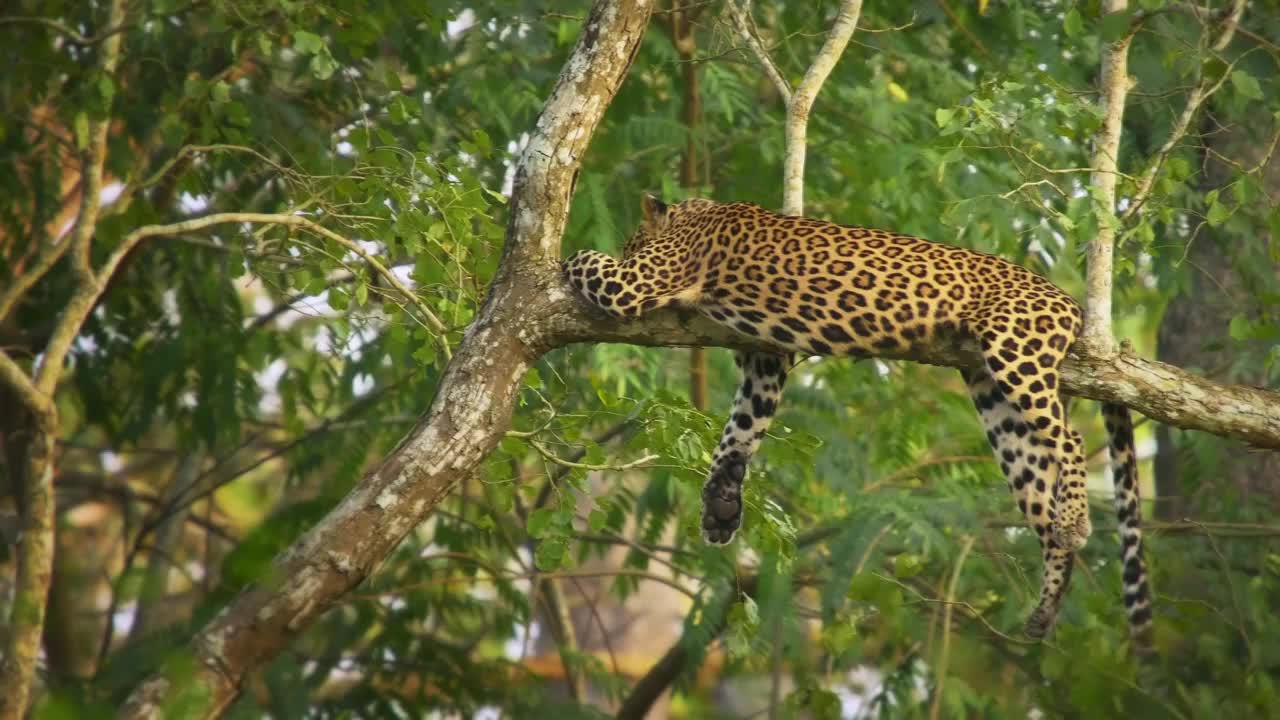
[[1102, 402, 1154, 656]]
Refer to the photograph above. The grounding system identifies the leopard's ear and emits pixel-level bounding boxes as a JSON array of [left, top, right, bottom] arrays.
[[641, 193, 669, 231]]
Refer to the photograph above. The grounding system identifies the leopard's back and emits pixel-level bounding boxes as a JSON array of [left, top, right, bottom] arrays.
[[687, 204, 1082, 359]]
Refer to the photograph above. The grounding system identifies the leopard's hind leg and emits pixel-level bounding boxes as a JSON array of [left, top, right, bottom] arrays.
[[701, 351, 791, 544], [973, 311, 1091, 552], [966, 369, 1086, 637]]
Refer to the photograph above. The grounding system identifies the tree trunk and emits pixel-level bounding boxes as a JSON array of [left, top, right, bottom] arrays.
[[666, 2, 710, 411], [0, 418, 57, 720], [1155, 114, 1280, 516]]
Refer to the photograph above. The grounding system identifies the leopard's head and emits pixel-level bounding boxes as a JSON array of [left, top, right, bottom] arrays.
[[622, 194, 716, 258]]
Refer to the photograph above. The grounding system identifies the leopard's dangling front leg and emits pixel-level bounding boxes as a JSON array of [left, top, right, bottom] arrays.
[[701, 351, 791, 544]]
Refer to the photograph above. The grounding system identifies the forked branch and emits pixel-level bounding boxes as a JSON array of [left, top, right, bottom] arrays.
[[727, 0, 864, 215], [1122, 0, 1247, 220]]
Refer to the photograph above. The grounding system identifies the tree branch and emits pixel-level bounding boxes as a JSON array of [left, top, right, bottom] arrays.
[[129, 452, 205, 643], [616, 524, 838, 719], [0, 352, 49, 420], [36, 211, 450, 392], [553, 309, 1280, 449]]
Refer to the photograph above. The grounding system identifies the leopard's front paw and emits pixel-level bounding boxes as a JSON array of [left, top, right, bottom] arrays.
[[701, 458, 747, 544], [561, 251, 594, 292]]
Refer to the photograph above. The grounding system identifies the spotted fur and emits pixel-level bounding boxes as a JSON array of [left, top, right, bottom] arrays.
[[563, 195, 1151, 645]]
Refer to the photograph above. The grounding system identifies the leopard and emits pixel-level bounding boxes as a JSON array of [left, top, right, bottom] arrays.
[[562, 194, 1153, 649]]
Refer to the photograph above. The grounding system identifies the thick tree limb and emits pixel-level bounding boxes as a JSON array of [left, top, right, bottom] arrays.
[[553, 305, 1280, 449], [117, 1, 653, 716]]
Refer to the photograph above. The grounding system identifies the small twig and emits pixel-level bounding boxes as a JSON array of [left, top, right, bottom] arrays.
[[859, 14, 916, 34], [99, 212, 452, 358], [528, 439, 657, 472], [567, 577, 621, 679], [1186, 519, 1255, 663], [879, 572, 1034, 645], [929, 536, 975, 720], [0, 16, 129, 45], [354, 568, 700, 601], [725, 0, 793, 103], [861, 454, 989, 493], [540, 578, 585, 700], [1122, 0, 1247, 221]]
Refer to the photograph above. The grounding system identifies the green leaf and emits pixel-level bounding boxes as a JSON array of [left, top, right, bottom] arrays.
[[293, 30, 323, 54], [1099, 9, 1134, 42], [934, 107, 956, 129], [73, 112, 89, 149], [1206, 197, 1230, 227], [1265, 553, 1280, 576], [329, 289, 348, 310], [729, 596, 759, 628], [472, 128, 492, 156], [819, 618, 858, 655], [211, 81, 231, 104], [1228, 314, 1251, 341], [1063, 8, 1084, 38], [311, 52, 337, 81], [587, 508, 607, 532], [535, 539, 567, 570], [1202, 57, 1229, 85], [224, 101, 251, 127], [527, 507, 557, 538], [785, 688, 842, 720], [488, 482, 515, 514], [1231, 70, 1263, 101], [96, 75, 115, 107], [893, 553, 924, 579], [1166, 155, 1191, 180]]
